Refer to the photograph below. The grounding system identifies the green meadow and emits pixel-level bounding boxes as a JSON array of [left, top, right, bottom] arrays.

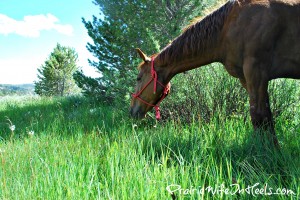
[[0, 94, 299, 199]]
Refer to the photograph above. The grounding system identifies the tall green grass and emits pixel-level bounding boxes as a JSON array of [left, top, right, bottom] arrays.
[[0, 94, 299, 199]]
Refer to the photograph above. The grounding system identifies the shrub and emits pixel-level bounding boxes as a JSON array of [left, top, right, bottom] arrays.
[[160, 63, 300, 124]]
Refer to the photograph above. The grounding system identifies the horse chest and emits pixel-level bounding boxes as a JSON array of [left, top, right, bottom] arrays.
[[223, 63, 244, 78]]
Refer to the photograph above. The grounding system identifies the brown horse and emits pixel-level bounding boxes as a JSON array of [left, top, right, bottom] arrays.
[[130, 0, 300, 145]]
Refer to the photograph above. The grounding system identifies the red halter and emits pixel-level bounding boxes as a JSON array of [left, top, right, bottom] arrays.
[[132, 57, 171, 120]]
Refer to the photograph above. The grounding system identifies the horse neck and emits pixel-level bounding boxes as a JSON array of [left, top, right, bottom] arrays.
[[157, 43, 221, 76], [156, 1, 233, 76], [155, 28, 224, 78]]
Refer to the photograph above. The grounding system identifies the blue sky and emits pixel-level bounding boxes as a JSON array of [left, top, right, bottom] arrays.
[[0, 0, 100, 84]]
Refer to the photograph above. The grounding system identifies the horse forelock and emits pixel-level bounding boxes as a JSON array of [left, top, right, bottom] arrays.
[[158, 0, 235, 65]]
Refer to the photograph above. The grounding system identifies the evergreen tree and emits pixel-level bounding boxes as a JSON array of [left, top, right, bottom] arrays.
[[74, 0, 215, 104], [35, 44, 80, 96]]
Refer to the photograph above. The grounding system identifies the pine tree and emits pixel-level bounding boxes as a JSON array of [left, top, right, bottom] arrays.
[[35, 44, 80, 96], [74, 0, 216, 104]]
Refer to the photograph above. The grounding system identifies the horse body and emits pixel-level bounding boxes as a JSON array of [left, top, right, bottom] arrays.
[[131, 0, 300, 145], [222, 0, 300, 80], [219, 0, 300, 145]]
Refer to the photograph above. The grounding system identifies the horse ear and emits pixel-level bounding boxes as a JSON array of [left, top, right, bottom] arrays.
[[135, 48, 151, 62]]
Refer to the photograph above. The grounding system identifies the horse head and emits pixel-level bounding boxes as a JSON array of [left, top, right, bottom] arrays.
[[130, 48, 171, 120]]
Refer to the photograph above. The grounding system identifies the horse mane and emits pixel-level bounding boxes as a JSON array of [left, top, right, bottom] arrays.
[[157, 0, 235, 65]]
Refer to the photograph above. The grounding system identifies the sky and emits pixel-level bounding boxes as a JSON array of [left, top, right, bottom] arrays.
[[0, 0, 100, 84]]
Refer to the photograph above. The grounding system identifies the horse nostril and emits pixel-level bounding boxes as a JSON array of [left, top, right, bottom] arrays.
[[130, 108, 133, 117], [130, 107, 137, 118]]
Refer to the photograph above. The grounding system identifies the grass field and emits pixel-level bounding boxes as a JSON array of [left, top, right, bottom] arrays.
[[0, 95, 299, 199]]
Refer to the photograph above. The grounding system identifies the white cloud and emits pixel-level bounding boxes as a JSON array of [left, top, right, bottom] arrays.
[[0, 57, 43, 84], [0, 13, 73, 37]]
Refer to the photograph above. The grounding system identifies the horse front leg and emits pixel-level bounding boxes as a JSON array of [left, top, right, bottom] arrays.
[[248, 82, 279, 147], [243, 61, 279, 147], [249, 88, 274, 133]]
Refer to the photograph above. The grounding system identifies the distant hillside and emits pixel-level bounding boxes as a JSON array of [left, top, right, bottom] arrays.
[[0, 84, 35, 96]]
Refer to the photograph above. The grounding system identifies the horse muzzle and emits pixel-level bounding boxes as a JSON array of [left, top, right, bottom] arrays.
[[130, 106, 146, 119]]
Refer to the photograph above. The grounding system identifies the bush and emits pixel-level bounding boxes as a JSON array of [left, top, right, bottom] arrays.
[[160, 63, 300, 124], [161, 63, 247, 123], [269, 78, 300, 121]]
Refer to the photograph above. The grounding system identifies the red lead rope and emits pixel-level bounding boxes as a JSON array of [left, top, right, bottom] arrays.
[[132, 57, 171, 120]]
